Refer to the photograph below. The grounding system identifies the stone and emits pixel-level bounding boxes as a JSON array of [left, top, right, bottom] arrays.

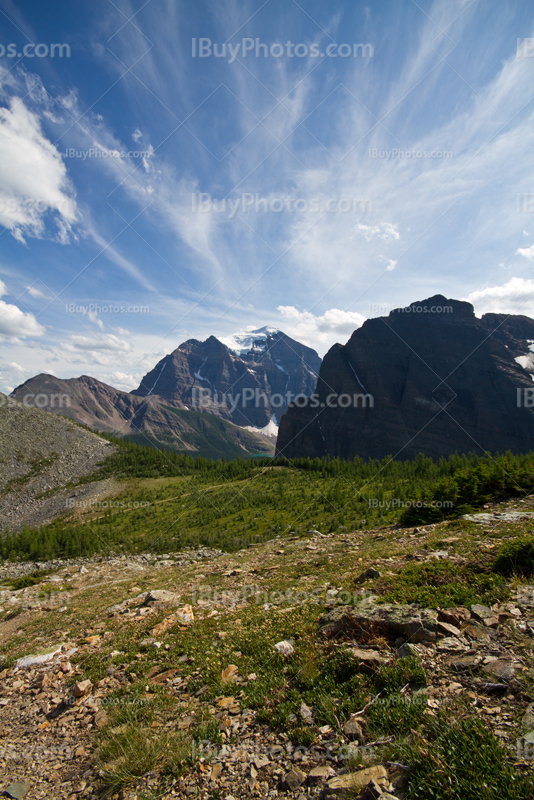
[[326, 765, 387, 796], [318, 602, 438, 640], [274, 640, 294, 657], [522, 703, 534, 730], [438, 621, 462, 637], [94, 711, 109, 728], [283, 768, 306, 791], [470, 604, 493, 621], [151, 616, 177, 637], [359, 779, 385, 799], [300, 702, 313, 724], [438, 607, 470, 627], [355, 568, 381, 583], [15, 645, 63, 669], [2, 783, 31, 800], [342, 718, 365, 741], [462, 623, 491, 643], [398, 643, 419, 658], [176, 604, 195, 625], [482, 658, 515, 682], [221, 665, 239, 683], [79, 565, 88, 574], [143, 589, 181, 607], [437, 637, 468, 652], [73, 679, 93, 697], [448, 655, 480, 672], [347, 647, 389, 666], [308, 766, 332, 785]]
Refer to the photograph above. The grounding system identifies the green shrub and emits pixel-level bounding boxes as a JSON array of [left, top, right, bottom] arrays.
[[395, 715, 534, 799], [494, 536, 534, 576]]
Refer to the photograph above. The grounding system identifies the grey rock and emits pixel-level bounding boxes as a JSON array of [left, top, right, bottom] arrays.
[[482, 658, 515, 682], [470, 604, 493, 621], [522, 703, 534, 730], [318, 602, 438, 640], [355, 567, 381, 583], [283, 768, 306, 791], [342, 718, 365, 741], [143, 589, 181, 606], [398, 642, 419, 658]]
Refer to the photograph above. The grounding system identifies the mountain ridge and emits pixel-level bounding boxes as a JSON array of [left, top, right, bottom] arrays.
[[276, 295, 534, 461]]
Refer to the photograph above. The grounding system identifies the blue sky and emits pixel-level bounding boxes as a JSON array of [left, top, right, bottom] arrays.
[[0, 0, 534, 393]]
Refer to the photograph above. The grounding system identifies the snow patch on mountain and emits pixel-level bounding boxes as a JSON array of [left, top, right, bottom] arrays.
[[243, 417, 279, 439], [515, 353, 534, 375], [218, 326, 282, 356]]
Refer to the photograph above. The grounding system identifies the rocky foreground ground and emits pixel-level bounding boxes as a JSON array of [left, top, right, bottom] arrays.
[[2, 505, 534, 799]]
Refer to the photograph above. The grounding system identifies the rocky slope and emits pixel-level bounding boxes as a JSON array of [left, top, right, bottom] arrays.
[[2, 500, 534, 799], [133, 328, 321, 429], [0, 394, 116, 533], [277, 296, 534, 460], [9, 375, 274, 460]]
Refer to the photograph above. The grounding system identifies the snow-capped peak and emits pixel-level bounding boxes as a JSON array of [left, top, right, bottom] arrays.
[[218, 326, 283, 356]]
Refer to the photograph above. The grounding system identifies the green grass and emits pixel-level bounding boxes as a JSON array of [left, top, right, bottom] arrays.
[[376, 560, 510, 608], [389, 714, 534, 800]]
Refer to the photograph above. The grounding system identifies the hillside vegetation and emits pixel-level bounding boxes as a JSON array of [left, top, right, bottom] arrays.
[[2, 438, 534, 562]]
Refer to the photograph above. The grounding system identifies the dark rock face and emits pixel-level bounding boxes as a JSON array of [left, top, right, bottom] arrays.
[[277, 296, 534, 460], [479, 313, 534, 376], [133, 330, 321, 429]]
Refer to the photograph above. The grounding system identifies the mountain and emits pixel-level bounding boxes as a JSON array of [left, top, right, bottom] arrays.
[[0, 391, 115, 532], [276, 295, 534, 461], [133, 328, 321, 431], [9, 374, 274, 460], [479, 312, 534, 376]]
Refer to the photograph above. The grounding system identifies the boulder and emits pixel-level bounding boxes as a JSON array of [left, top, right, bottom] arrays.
[[318, 601, 438, 641]]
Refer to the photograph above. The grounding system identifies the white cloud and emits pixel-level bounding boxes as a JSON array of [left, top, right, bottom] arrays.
[[66, 333, 133, 353], [517, 244, 534, 260], [132, 128, 142, 142], [26, 285, 45, 298], [463, 277, 534, 316], [0, 279, 45, 337], [108, 371, 138, 391], [0, 96, 76, 242], [277, 306, 366, 354]]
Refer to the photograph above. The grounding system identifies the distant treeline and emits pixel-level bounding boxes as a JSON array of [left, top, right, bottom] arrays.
[[1, 436, 533, 563]]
